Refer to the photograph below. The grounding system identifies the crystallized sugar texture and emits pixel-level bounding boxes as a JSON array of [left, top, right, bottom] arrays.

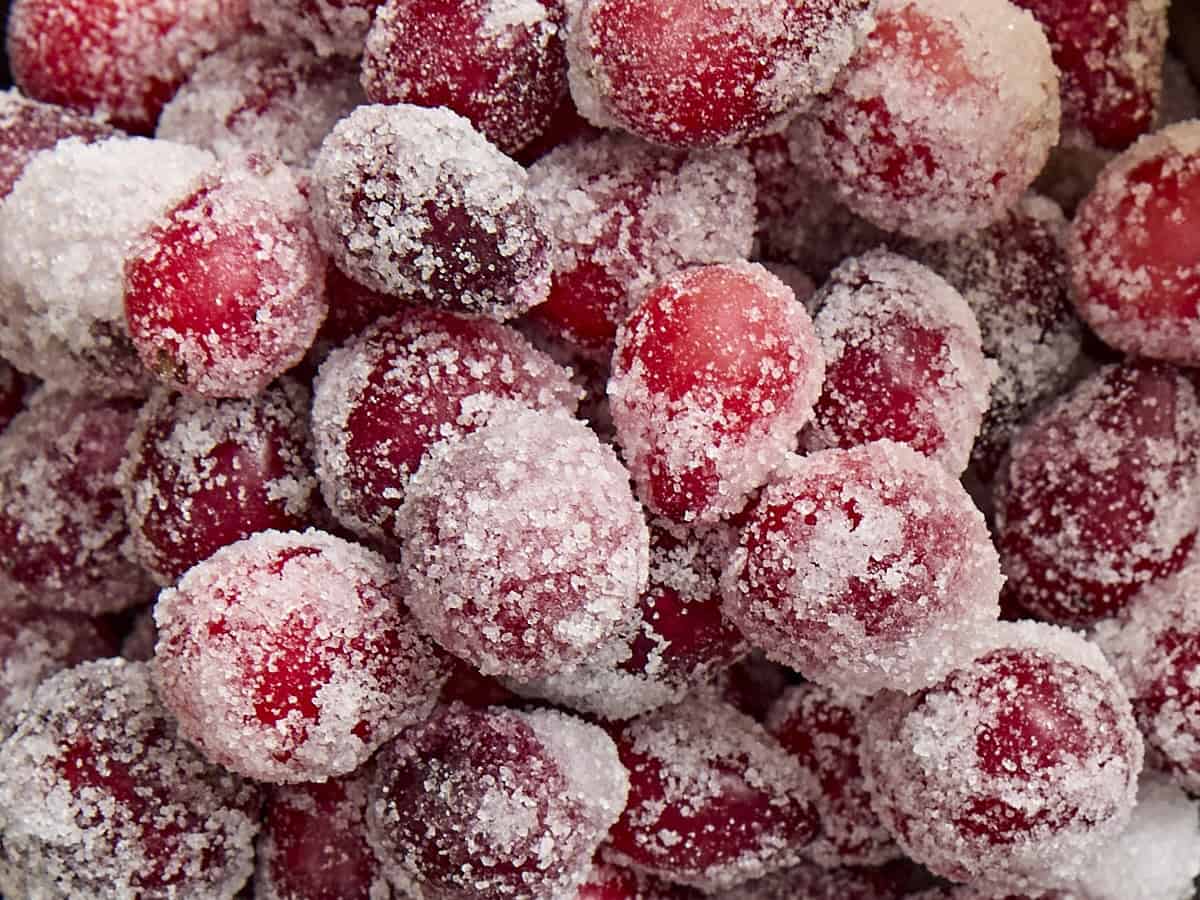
[[801, 0, 1060, 238], [0, 659, 260, 900], [567, 0, 877, 148], [310, 103, 550, 320], [0, 90, 115, 200], [1069, 120, 1200, 365], [0, 136, 213, 395], [154, 528, 448, 783], [250, 0, 383, 57], [157, 35, 365, 169], [609, 262, 824, 524], [722, 440, 1002, 695], [862, 621, 1143, 894], [802, 250, 994, 476], [312, 307, 579, 546], [398, 406, 649, 680], [367, 705, 629, 899]]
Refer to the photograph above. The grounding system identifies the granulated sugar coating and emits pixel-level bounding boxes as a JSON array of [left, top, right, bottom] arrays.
[[6, 0, 251, 134], [603, 695, 819, 892], [153, 528, 449, 783], [995, 360, 1200, 627], [367, 705, 628, 900], [1071, 776, 1200, 900], [711, 858, 924, 899], [506, 520, 747, 720], [0, 606, 117, 738], [363, 0, 568, 156], [577, 861, 705, 899], [609, 262, 824, 524], [898, 193, 1083, 481], [0, 659, 261, 899], [0, 390, 155, 616], [312, 306, 579, 546], [722, 440, 1002, 695], [798, 0, 1060, 239], [309, 103, 550, 321], [765, 683, 900, 867], [1094, 565, 1200, 795], [124, 155, 328, 398], [156, 36, 365, 170], [861, 621, 1143, 894], [120, 382, 318, 586], [0, 135, 214, 396], [801, 250, 994, 476], [566, 0, 876, 148], [1010, 0, 1169, 151], [255, 769, 393, 900], [1069, 120, 1200, 365], [0, 90, 116, 200], [397, 407, 648, 680], [524, 134, 756, 356], [250, 0, 383, 57]]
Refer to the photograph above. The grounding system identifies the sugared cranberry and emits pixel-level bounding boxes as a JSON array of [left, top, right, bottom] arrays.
[[862, 622, 1143, 894], [0, 390, 154, 616], [0, 659, 261, 898], [153, 528, 449, 783], [604, 695, 819, 892], [363, 0, 568, 156], [1069, 121, 1200, 365], [0, 91, 116, 199], [609, 262, 824, 523], [125, 155, 328, 398], [309, 103, 551, 321], [801, 250, 992, 475], [566, 0, 875, 148], [6, 0, 251, 133], [798, 0, 1060, 238], [397, 407, 648, 680], [249, 0, 383, 57], [368, 705, 628, 899], [121, 382, 318, 585], [995, 360, 1200, 626], [312, 306, 579, 546], [524, 133, 755, 356], [722, 440, 1001, 695]]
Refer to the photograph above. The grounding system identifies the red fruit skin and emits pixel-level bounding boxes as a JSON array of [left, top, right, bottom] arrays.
[[1010, 0, 1168, 150], [363, 0, 568, 156], [7, 0, 251, 134], [0, 94, 117, 200]]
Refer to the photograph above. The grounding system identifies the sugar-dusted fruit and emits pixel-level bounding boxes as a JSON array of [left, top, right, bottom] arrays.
[[249, 0, 383, 57], [604, 695, 819, 892], [312, 306, 579, 546], [766, 683, 899, 867], [367, 705, 629, 900], [566, 0, 876, 148], [154, 528, 449, 783], [125, 155, 327, 398], [121, 382, 318, 586], [799, 0, 1060, 238], [0, 90, 116, 199], [1011, 0, 1169, 151], [1069, 121, 1200, 365], [0, 659, 261, 899], [157, 36, 364, 169], [0, 136, 214, 396], [609, 262, 824, 524], [801, 250, 993, 476], [0, 390, 154, 616], [525, 133, 756, 356], [363, 0, 568, 156], [862, 622, 1143, 894], [397, 407, 648, 680], [310, 103, 550, 321], [995, 360, 1200, 627], [722, 441, 1002, 695], [256, 769, 392, 900], [6, 0, 251, 134]]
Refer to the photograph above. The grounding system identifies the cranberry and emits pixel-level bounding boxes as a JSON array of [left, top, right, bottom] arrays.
[[249, 0, 383, 57], [0, 91, 116, 199], [609, 262, 824, 523]]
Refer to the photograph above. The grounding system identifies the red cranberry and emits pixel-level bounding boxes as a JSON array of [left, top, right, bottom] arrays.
[[0, 91, 116, 199]]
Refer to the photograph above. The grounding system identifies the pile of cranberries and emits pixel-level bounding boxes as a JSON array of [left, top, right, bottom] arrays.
[[2, 0, 1200, 897]]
